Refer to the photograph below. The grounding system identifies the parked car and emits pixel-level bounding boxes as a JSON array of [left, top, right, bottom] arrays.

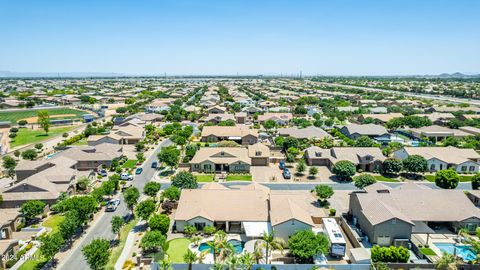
[[282, 168, 291, 179], [279, 161, 286, 170], [98, 169, 108, 177], [120, 173, 133, 181], [135, 168, 143, 175], [121, 181, 132, 191], [151, 161, 158, 168], [106, 199, 120, 212]]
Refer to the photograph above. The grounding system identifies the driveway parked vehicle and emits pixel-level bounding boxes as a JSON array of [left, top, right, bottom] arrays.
[[106, 199, 120, 212], [282, 168, 291, 179], [279, 161, 286, 170], [135, 168, 143, 175], [98, 169, 108, 177], [120, 173, 133, 181]]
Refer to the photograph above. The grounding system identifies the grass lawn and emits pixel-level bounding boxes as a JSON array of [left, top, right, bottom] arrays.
[[195, 174, 214, 182], [0, 108, 86, 124], [71, 137, 88, 146], [166, 238, 191, 263], [373, 175, 400, 182], [106, 218, 137, 270], [420, 247, 436, 256], [226, 174, 252, 181], [122, 159, 138, 169], [424, 174, 473, 182], [10, 126, 76, 148], [42, 214, 65, 234], [17, 249, 48, 270]]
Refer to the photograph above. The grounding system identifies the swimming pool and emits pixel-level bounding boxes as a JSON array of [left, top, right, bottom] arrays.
[[198, 239, 245, 254], [434, 243, 477, 261]]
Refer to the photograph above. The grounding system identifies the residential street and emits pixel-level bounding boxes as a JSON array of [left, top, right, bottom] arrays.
[[57, 139, 172, 270]]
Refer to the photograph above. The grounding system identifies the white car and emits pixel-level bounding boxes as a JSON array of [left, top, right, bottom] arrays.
[[120, 173, 133, 181], [313, 253, 328, 265], [106, 199, 120, 212]]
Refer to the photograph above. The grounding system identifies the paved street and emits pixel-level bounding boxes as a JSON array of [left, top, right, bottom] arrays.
[[58, 139, 172, 270]]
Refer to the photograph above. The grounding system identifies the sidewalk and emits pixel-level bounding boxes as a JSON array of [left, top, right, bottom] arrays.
[[114, 220, 145, 270]]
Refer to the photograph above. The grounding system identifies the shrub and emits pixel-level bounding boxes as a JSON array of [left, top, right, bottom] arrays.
[[371, 245, 409, 263], [332, 160, 356, 180], [435, 169, 459, 189], [329, 208, 336, 216], [353, 174, 377, 189], [472, 173, 480, 190]]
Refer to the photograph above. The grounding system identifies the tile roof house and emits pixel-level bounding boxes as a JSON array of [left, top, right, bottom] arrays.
[[304, 146, 385, 172], [278, 126, 332, 140], [339, 124, 389, 140], [349, 183, 480, 246], [394, 146, 480, 173], [190, 147, 251, 173], [406, 125, 471, 141], [200, 125, 258, 145], [358, 113, 403, 124], [88, 121, 145, 145], [257, 113, 293, 126], [203, 113, 235, 124], [144, 98, 176, 112]]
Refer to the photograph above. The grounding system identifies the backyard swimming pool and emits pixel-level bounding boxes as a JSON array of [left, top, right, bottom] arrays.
[[198, 239, 245, 254], [434, 243, 477, 261]]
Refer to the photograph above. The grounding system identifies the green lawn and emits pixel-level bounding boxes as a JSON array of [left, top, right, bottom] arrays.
[[122, 159, 138, 169], [166, 238, 191, 263], [226, 174, 252, 181], [424, 174, 473, 182], [71, 137, 88, 146], [420, 247, 436, 256], [373, 175, 400, 182], [17, 249, 48, 270], [0, 108, 87, 124], [42, 214, 65, 234], [10, 126, 76, 148], [195, 174, 214, 182], [106, 218, 137, 270]]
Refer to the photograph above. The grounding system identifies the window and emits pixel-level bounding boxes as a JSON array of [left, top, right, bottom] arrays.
[[315, 152, 322, 157], [255, 151, 262, 156], [194, 222, 206, 230], [461, 166, 468, 171], [470, 166, 476, 171], [194, 164, 199, 169], [430, 164, 436, 170]]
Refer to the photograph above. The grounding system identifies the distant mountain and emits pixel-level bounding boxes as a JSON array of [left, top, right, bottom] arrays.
[[436, 72, 480, 78], [0, 71, 126, 78]]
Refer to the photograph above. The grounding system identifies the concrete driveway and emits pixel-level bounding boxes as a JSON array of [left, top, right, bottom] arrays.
[[250, 165, 284, 182]]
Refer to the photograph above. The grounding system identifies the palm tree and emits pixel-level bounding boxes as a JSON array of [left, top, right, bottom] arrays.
[[252, 244, 263, 264], [183, 249, 198, 270], [436, 253, 457, 270], [240, 252, 255, 270], [225, 255, 240, 270], [210, 262, 225, 270], [160, 255, 172, 270], [207, 230, 228, 263], [257, 231, 285, 264]]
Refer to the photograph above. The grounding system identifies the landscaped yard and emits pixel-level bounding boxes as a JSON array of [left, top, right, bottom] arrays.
[[420, 247, 436, 256], [166, 238, 191, 263], [373, 175, 400, 182], [10, 126, 76, 148], [42, 214, 65, 234], [0, 108, 87, 124], [424, 174, 473, 182], [122, 159, 138, 169], [17, 249, 48, 270], [195, 174, 214, 182], [226, 174, 252, 181], [106, 218, 137, 270]]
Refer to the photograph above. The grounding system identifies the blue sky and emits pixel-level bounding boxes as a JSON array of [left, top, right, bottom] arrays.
[[0, 0, 479, 75]]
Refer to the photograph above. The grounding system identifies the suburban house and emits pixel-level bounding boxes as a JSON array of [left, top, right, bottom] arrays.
[[0, 209, 23, 269], [277, 126, 332, 140], [190, 147, 251, 173], [304, 146, 385, 172], [406, 125, 471, 141], [349, 183, 480, 246], [144, 98, 176, 112], [88, 122, 145, 145], [200, 125, 258, 145], [174, 184, 321, 243], [358, 113, 403, 124], [248, 143, 271, 166], [394, 146, 480, 173], [339, 124, 389, 140], [207, 105, 227, 114], [203, 113, 235, 124], [257, 113, 293, 126], [234, 112, 247, 124], [414, 113, 455, 126]]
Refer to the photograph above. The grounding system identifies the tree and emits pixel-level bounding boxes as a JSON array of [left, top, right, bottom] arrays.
[[144, 182, 161, 199], [149, 214, 170, 234], [82, 238, 110, 270], [2, 156, 17, 178], [162, 186, 181, 201], [355, 136, 375, 147], [309, 166, 318, 178], [76, 176, 90, 191], [17, 119, 28, 126], [288, 230, 329, 263], [203, 225, 217, 235], [314, 185, 334, 205], [172, 171, 198, 189], [382, 158, 403, 175], [59, 210, 81, 240], [263, 120, 277, 130], [282, 137, 299, 151], [37, 110, 51, 135], [296, 160, 306, 175], [111, 216, 125, 238], [184, 225, 198, 236], [436, 253, 457, 270], [332, 160, 356, 180], [472, 173, 480, 190], [371, 245, 409, 263], [140, 230, 166, 253], [20, 200, 46, 223], [34, 143, 44, 150], [39, 232, 64, 261], [136, 199, 156, 220], [123, 187, 140, 213], [21, 149, 38, 160], [353, 174, 377, 189], [239, 252, 255, 270], [256, 232, 285, 264], [402, 155, 428, 176], [157, 146, 180, 168], [435, 169, 460, 189], [183, 249, 198, 270]]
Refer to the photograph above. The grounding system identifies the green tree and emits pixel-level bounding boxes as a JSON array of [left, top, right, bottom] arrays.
[[20, 200, 46, 223], [2, 156, 17, 178], [382, 158, 403, 175], [355, 136, 375, 147], [282, 137, 299, 151], [21, 149, 38, 160], [353, 174, 377, 189], [435, 169, 460, 189], [140, 230, 167, 253], [157, 146, 180, 168], [37, 110, 51, 135], [162, 186, 181, 201], [76, 176, 90, 191], [436, 253, 457, 270], [172, 171, 198, 189], [111, 216, 125, 238], [472, 173, 480, 190], [402, 155, 428, 176], [371, 245, 409, 263], [263, 120, 277, 130], [82, 238, 110, 270], [296, 160, 306, 175], [315, 185, 334, 205], [183, 249, 198, 270], [59, 210, 81, 240], [136, 199, 156, 220], [332, 160, 356, 180], [309, 166, 318, 178], [143, 182, 161, 199], [288, 230, 329, 263], [255, 231, 285, 264], [123, 187, 140, 213], [149, 214, 170, 234], [39, 232, 64, 261]]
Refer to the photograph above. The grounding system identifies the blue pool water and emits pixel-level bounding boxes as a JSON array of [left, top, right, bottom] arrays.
[[198, 239, 245, 254], [434, 243, 477, 261]]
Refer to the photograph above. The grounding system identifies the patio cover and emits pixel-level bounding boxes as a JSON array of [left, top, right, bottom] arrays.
[[412, 221, 435, 234], [242, 221, 272, 237], [228, 136, 242, 140]]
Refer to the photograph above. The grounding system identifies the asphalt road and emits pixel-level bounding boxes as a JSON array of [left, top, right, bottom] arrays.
[[58, 139, 173, 270]]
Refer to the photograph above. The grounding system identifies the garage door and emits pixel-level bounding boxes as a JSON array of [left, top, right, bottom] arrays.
[[377, 236, 391, 246]]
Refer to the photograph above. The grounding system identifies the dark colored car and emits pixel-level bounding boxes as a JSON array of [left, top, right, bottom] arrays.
[[135, 167, 143, 175], [282, 168, 291, 179], [151, 161, 158, 168], [279, 161, 286, 170]]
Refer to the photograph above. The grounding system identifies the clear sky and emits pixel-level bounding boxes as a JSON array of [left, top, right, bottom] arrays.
[[1, 0, 479, 76]]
